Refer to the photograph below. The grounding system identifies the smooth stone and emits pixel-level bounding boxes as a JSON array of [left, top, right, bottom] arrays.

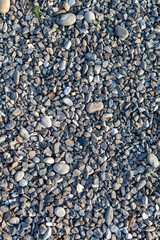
[[65, 40, 72, 50], [8, 217, 20, 225], [62, 97, 73, 106], [105, 206, 113, 225], [5, 120, 16, 130], [77, 137, 89, 147], [54, 207, 66, 217], [68, 0, 75, 6], [19, 179, 28, 187], [63, 2, 70, 11], [101, 113, 113, 121], [86, 102, 104, 113], [64, 86, 71, 95], [43, 227, 52, 240], [85, 11, 95, 23], [60, 13, 76, 26], [41, 116, 52, 128], [14, 70, 20, 85], [59, 60, 67, 71], [54, 163, 70, 175], [104, 46, 112, 53], [20, 128, 29, 140], [147, 153, 159, 168], [15, 171, 24, 182], [0, 0, 10, 14], [136, 179, 146, 190], [44, 157, 54, 164], [115, 25, 129, 39], [157, 140, 160, 152], [77, 183, 84, 193]]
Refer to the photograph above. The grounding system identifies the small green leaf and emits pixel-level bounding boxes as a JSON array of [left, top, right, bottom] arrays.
[[33, 7, 41, 20], [93, 20, 100, 25]]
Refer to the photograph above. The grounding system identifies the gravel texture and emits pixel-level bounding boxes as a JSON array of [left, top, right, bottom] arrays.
[[0, 0, 160, 239]]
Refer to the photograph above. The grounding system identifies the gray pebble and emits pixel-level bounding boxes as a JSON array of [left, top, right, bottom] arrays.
[[20, 128, 29, 140], [54, 163, 70, 175], [60, 13, 76, 26], [43, 227, 52, 240], [41, 116, 52, 128], [44, 157, 54, 164], [115, 25, 129, 39], [86, 102, 104, 113], [59, 60, 67, 71], [8, 217, 20, 225], [85, 11, 95, 23], [54, 207, 66, 217], [5, 120, 16, 130], [105, 206, 113, 225], [14, 70, 20, 85], [65, 40, 72, 50], [15, 171, 24, 182], [147, 153, 159, 168], [64, 86, 71, 95], [62, 97, 73, 106], [136, 179, 146, 190]]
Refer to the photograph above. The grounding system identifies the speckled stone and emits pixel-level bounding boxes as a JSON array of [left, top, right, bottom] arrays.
[[60, 13, 76, 26]]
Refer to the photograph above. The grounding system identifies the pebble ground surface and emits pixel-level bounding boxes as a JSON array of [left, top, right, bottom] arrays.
[[0, 0, 160, 239]]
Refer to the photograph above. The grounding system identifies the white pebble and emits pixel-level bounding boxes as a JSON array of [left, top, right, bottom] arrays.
[[15, 171, 24, 182], [126, 233, 133, 239], [44, 157, 54, 164], [65, 40, 72, 50], [59, 60, 67, 71], [19, 179, 28, 187], [142, 212, 148, 220], [112, 128, 118, 135], [64, 86, 71, 95], [68, 0, 75, 6], [43, 227, 52, 240], [85, 11, 95, 23], [55, 207, 66, 217], [77, 183, 84, 193], [62, 97, 73, 106]]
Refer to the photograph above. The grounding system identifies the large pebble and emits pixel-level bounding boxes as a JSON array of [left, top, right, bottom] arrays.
[[15, 171, 24, 182], [55, 207, 66, 217], [20, 128, 29, 140], [86, 102, 104, 113], [60, 13, 76, 26], [147, 153, 159, 168], [85, 11, 95, 23], [8, 217, 20, 225], [41, 116, 52, 128], [43, 227, 52, 240], [115, 25, 129, 39], [105, 206, 113, 225], [0, 0, 10, 14], [5, 120, 16, 130], [63, 97, 73, 106], [54, 163, 70, 175], [44, 157, 54, 164]]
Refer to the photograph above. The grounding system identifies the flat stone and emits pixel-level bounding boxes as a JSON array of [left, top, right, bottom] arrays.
[[62, 97, 73, 106], [115, 25, 129, 39], [147, 153, 159, 168], [19, 179, 28, 187], [5, 120, 16, 130], [44, 157, 54, 164], [0, 0, 10, 14], [85, 11, 95, 23], [43, 227, 52, 240], [86, 102, 104, 113], [105, 206, 113, 225], [41, 116, 52, 128], [136, 179, 146, 190], [54, 163, 70, 175], [15, 171, 24, 182], [60, 13, 76, 26], [78, 137, 89, 147], [55, 207, 66, 217], [63, 2, 70, 11], [65, 40, 72, 50], [77, 183, 84, 193], [14, 70, 20, 85], [8, 217, 20, 225], [20, 128, 29, 140], [59, 60, 67, 71]]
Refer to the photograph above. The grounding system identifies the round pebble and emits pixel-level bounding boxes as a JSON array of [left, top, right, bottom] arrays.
[[44, 157, 54, 164], [0, 0, 10, 14], [15, 171, 24, 182], [55, 207, 66, 217], [85, 11, 95, 23], [147, 153, 159, 168], [115, 25, 129, 39], [53, 163, 70, 175], [60, 13, 76, 26], [41, 116, 52, 128], [86, 102, 104, 113]]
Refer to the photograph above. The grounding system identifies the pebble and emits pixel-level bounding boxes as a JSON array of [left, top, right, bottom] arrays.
[[101, 113, 113, 121], [77, 183, 84, 193], [43, 227, 52, 240], [105, 206, 113, 225], [8, 217, 20, 225], [19, 179, 28, 187], [136, 179, 146, 190], [63, 2, 70, 11], [68, 0, 75, 6], [41, 116, 52, 128], [147, 153, 159, 168], [15, 171, 24, 182], [85, 11, 95, 23], [44, 157, 54, 164], [65, 40, 72, 50], [60, 13, 76, 26], [115, 25, 129, 39], [0, 0, 10, 14], [59, 60, 67, 71], [20, 128, 29, 140], [54, 163, 70, 175], [86, 102, 104, 113], [54, 207, 66, 217], [62, 97, 73, 106], [14, 70, 20, 85], [64, 86, 71, 95], [5, 120, 16, 130]]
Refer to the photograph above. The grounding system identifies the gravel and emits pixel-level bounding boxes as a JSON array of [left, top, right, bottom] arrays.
[[0, 0, 159, 239]]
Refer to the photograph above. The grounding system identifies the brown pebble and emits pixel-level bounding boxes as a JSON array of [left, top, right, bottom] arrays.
[[17, 136, 23, 143]]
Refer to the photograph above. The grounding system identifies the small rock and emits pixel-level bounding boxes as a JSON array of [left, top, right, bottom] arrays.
[[65, 40, 72, 50], [44, 157, 54, 164], [20, 128, 29, 140], [43, 227, 52, 240], [85, 11, 95, 23], [63, 2, 70, 11], [115, 25, 129, 39], [19, 179, 28, 187], [77, 183, 84, 193], [147, 153, 159, 168], [101, 113, 113, 121], [104, 46, 112, 53], [105, 206, 113, 225], [14, 70, 20, 85], [136, 179, 146, 190], [106, 228, 111, 239], [157, 140, 160, 152], [59, 60, 67, 71], [54, 163, 70, 175], [55, 207, 66, 217], [41, 116, 52, 128], [86, 102, 104, 113], [62, 97, 73, 106], [5, 120, 16, 130], [69, 0, 75, 6], [8, 217, 20, 225], [2, 22, 7, 33], [77, 137, 89, 147], [0, 0, 10, 14], [64, 86, 71, 95], [60, 13, 76, 26], [15, 171, 24, 182]]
